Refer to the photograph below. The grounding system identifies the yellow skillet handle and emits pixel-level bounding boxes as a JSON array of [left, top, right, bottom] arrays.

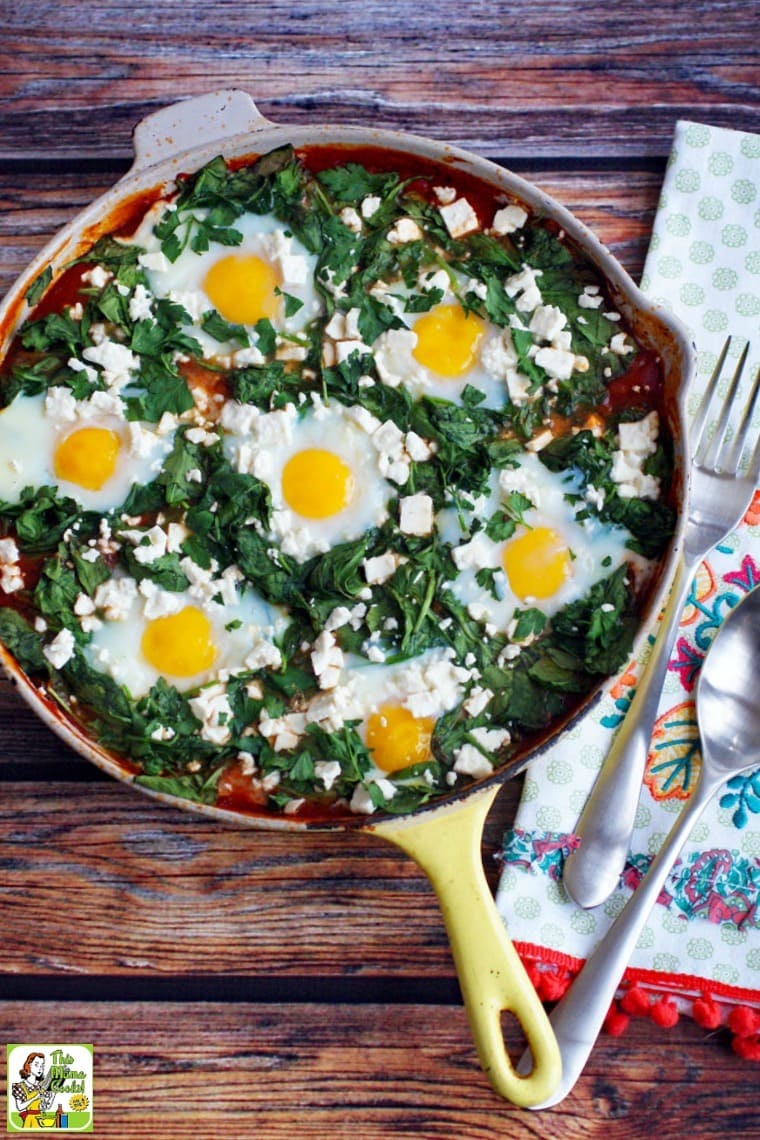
[[371, 785, 561, 1107]]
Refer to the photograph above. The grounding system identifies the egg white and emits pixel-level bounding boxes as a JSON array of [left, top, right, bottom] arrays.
[[85, 579, 288, 698], [370, 274, 516, 409], [0, 392, 175, 512], [222, 401, 395, 561], [130, 202, 323, 357], [308, 647, 469, 783], [439, 451, 633, 628]]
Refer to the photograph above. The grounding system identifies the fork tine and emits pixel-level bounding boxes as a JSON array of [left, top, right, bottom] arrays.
[[749, 434, 760, 487], [698, 340, 750, 470], [690, 336, 731, 447], [724, 362, 760, 476]]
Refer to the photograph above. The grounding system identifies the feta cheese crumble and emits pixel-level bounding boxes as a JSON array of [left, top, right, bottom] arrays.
[[491, 204, 528, 234], [611, 410, 661, 500], [399, 493, 434, 536], [438, 197, 479, 239], [43, 628, 76, 669]]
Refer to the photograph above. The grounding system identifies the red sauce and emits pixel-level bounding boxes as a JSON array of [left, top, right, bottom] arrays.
[[27, 264, 90, 320], [109, 186, 166, 240], [178, 358, 232, 408], [216, 759, 354, 825], [298, 143, 508, 229], [604, 349, 664, 414], [216, 759, 268, 811], [0, 553, 42, 622]]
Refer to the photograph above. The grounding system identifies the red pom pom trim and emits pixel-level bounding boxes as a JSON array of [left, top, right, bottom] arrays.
[[515, 945, 760, 1060], [732, 1035, 760, 1062], [540, 970, 570, 1003], [525, 962, 542, 991], [727, 1005, 760, 1039], [649, 997, 679, 1028], [620, 985, 651, 1016], [604, 1002, 630, 1037], [692, 993, 722, 1030]]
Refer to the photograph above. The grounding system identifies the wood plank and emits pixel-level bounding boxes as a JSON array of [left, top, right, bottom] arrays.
[[0, 168, 662, 302], [0, 1002, 752, 1139], [1, 1, 757, 160], [0, 677, 72, 764], [0, 774, 526, 977]]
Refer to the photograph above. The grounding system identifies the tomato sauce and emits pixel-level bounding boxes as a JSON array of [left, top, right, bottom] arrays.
[[298, 143, 509, 229], [604, 349, 664, 414], [178, 357, 232, 409], [29, 264, 90, 319], [216, 758, 355, 825], [109, 186, 166, 240]]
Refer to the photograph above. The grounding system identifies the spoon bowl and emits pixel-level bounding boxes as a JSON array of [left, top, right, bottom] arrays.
[[521, 584, 760, 1107], [697, 592, 760, 773]]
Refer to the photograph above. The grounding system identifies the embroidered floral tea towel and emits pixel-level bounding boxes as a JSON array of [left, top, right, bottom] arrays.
[[496, 120, 760, 1054]]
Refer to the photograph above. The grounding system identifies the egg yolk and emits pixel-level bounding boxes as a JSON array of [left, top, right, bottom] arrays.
[[203, 253, 282, 325], [412, 303, 486, 377], [281, 448, 355, 519], [366, 704, 435, 773], [54, 426, 121, 490], [141, 606, 217, 677], [502, 526, 572, 600]]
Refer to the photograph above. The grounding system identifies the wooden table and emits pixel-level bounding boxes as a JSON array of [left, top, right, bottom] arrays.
[[1, 3, 758, 1136]]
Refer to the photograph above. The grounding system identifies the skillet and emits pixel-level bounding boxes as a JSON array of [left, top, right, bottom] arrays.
[[0, 90, 695, 1106]]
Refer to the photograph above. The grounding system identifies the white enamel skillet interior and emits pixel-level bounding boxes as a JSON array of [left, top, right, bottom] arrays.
[[0, 90, 696, 1106]]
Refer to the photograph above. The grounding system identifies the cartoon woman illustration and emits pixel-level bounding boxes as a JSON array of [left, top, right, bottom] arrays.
[[11, 1053, 53, 1129]]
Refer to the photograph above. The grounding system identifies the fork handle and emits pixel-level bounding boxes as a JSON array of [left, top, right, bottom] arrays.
[[563, 556, 695, 909]]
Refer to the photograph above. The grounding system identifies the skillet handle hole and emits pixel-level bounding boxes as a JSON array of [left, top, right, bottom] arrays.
[[500, 1009, 533, 1076]]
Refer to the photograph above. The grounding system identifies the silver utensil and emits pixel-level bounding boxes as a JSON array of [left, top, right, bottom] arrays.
[[564, 337, 760, 909], [521, 583, 760, 1108]]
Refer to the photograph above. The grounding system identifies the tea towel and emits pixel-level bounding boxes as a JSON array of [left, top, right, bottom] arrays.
[[496, 120, 760, 1057]]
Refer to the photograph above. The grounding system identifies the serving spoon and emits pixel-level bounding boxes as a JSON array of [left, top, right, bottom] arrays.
[[519, 584, 760, 1108]]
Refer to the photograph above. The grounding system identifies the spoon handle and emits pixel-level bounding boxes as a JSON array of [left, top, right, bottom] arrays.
[[524, 770, 719, 1108], [563, 557, 694, 908]]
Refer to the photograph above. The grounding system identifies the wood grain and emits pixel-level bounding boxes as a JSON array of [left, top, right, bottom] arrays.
[[0, 168, 663, 302], [0, 761, 526, 978], [1, 0, 758, 160], [0, 780, 446, 978], [0, 1003, 753, 1140]]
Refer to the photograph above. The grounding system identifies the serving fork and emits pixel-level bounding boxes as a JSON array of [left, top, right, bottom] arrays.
[[563, 336, 760, 909]]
